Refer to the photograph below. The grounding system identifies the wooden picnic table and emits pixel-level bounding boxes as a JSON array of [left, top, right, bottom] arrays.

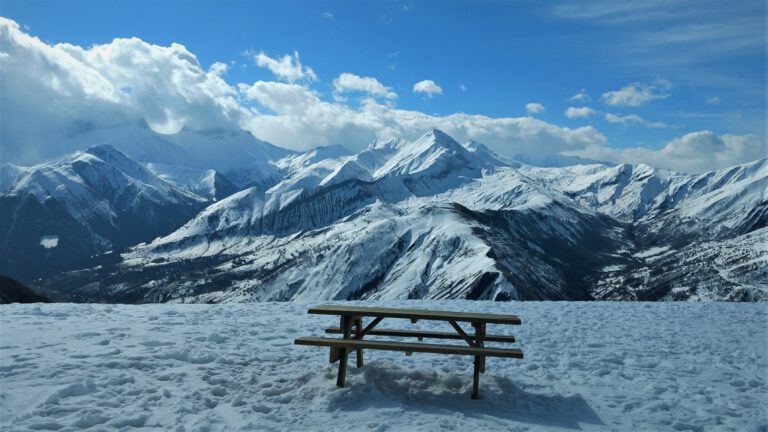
[[294, 305, 523, 399]]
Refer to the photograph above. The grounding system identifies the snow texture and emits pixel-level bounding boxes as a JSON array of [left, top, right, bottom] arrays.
[[1, 301, 765, 431]]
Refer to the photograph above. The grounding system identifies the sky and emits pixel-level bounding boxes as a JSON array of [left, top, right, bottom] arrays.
[[0, 0, 765, 172]]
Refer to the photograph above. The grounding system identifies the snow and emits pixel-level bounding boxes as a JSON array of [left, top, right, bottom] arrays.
[[39, 235, 59, 249], [1, 301, 765, 431], [633, 246, 671, 259]]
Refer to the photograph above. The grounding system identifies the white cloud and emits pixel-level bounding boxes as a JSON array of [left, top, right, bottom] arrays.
[[248, 50, 317, 83], [238, 76, 607, 156], [565, 106, 597, 118], [604, 113, 673, 128], [321, 11, 334, 19], [238, 79, 607, 155], [706, 96, 721, 105], [570, 131, 765, 173], [332, 73, 397, 100], [569, 89, 590, 102], [526, 103, 545, 114], [601, 80, 671, 107], [0, 17, 244, 163], [208, 62, 228, 76], [413, 80, 443, 97], [459, 83, 467, 92], [2, 17, 760, 175]]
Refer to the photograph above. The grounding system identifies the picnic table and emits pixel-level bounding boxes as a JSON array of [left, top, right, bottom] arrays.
[[294, 305, 523, 399]]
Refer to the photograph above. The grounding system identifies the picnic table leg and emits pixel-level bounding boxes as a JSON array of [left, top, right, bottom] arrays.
[[476, 323, 486, 373], [471, 322, 486, 400], [355, 318, 364, 368], [337, 315, 352, 388]]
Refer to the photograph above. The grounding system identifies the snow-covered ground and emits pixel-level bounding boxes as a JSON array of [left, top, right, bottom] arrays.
[[1, 301, 765, 431]]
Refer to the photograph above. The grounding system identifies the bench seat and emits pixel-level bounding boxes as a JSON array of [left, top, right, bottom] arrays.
[[324, 327, 516, 343], [294, 336, 523, 358]]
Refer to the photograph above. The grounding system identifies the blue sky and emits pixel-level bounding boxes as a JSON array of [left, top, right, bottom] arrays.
[[0, 0, 765, 171]]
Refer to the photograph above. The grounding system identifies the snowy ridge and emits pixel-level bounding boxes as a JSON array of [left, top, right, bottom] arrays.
[[0, 145, 209, 279], [3, 129, 766, 302]]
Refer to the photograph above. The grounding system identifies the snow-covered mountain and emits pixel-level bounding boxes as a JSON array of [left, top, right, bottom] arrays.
[[4, 129, 766, 302], [0, 145, 208, 279]]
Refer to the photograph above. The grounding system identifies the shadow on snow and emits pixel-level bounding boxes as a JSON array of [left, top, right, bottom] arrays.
[[324, 360, 603, 430]]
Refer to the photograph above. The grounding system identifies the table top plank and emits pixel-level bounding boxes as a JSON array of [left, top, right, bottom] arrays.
[[307, 305, 521, 325]]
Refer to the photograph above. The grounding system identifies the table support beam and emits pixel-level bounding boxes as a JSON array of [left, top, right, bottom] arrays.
[[357, 316, 383, 339], [471, 322, 486, 399], [337, 315, 352, 387], [354, 318, 364, 368], [448, 320, 476, 347]]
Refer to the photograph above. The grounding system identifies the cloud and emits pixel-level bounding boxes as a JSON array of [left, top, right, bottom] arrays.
[[413, 80, 443, 97], [569, 131, 765, 173], [526, 103, 545, 114], [569, 89, 590, 102], [565, 106, 597, 118], [247, 50, 317, 83], [332, 73, 397, 100], [604, 113, 674, 128], [2, 17, 760, 175], [0, 17, 245, 164], [238, 79, 607, 155], [321, 11, 334, 19], [706, 96, 721, 105], [208, 62, 228, 76], [601, 80, 671, 107], [236, 75, 606, 157], [459, 83, 467, 92]]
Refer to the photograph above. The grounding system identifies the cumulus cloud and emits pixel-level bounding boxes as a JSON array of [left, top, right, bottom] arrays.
[[569, 131, 765, 173], [2, 18, 761, 174], [565, 106, 597, 119], [706, 96, 721, 105], [0, 17, 244, 164], [526, 103, 545, 114], [238, 78, 606, 155], [248, 50, 317, 83], [604, 113, 673, 129], [413, 80, 443, 97], [569, 89, 590, 102], [601, 79, 671, 107], [332, 73, 397, 100]]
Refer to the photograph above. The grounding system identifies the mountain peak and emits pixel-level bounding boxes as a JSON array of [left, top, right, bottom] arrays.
[[367, 137, 402, 151], [422, 128, 453, 142], [84, 144, 131, 163], [413, 128, 464, 152]]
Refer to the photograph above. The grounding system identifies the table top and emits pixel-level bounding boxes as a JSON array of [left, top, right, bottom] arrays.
[[307, 305, 521, 325]]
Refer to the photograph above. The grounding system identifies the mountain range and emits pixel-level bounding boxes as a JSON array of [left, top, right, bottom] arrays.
[[1, 126, 765, 302]]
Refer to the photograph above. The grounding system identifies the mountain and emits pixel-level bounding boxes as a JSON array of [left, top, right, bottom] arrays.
[[521, 159, 768, 243], [26, 121, 297, 191], [5, 129, 766, 303], [0, 145, 209, 280], [0, 274, 51, 303]]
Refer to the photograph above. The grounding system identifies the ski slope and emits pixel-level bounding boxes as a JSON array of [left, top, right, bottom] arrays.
[[1, 301, 765, 431]]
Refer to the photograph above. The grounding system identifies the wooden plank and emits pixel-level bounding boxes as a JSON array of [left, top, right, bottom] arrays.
[[307, 305, 521, 325], [324, 327, 516, 343], [294, 337, 524, 359]]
